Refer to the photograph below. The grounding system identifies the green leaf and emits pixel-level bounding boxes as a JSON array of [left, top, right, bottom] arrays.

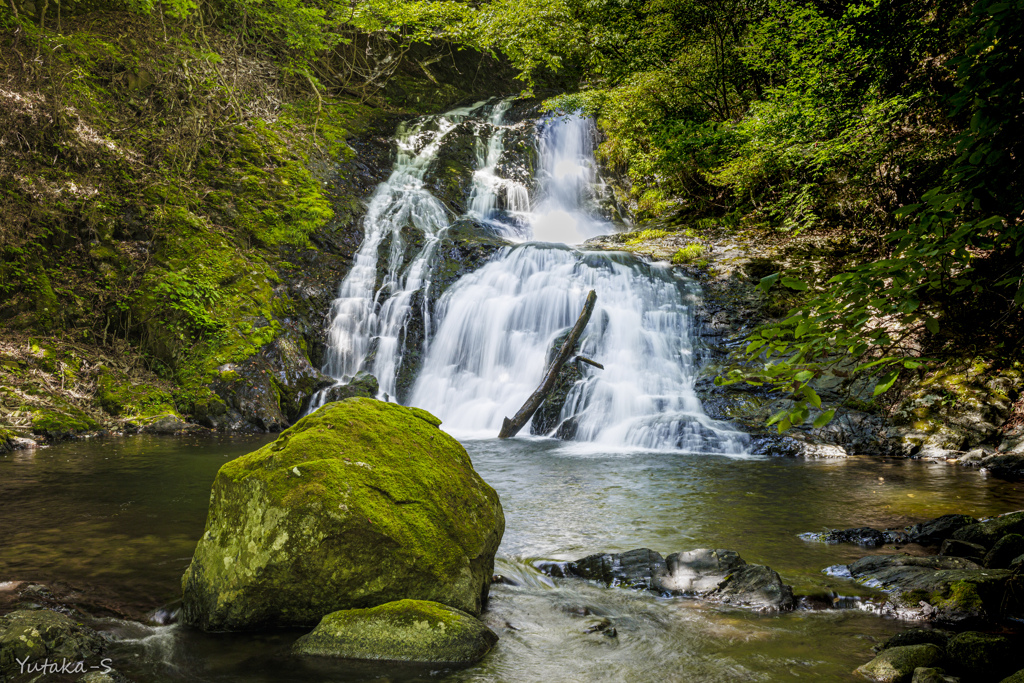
[[794, 370, 814, 382], [781, 277, 808, 291], [1015, 285, 1024, 307], [873, 369, 900, 396], [767, 408, 789, 427], [777, 417, 792, 434], [812, 409, 836, 428], [795, 319, 811, 338], [892, 204, 922, 217], [757, 273, 780, 293], [803, 385, 822, 409], [925, 317, 939, 334]]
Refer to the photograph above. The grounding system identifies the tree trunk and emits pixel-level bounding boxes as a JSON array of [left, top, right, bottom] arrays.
[[498, 290, 597, 439]]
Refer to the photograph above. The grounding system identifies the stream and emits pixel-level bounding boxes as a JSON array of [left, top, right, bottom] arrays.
[[3, 100, 1024, 681], [3, 438, 1024, 681]]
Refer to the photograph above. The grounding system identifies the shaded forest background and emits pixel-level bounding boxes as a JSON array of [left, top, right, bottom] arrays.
[[0, 0, 1021, 437]]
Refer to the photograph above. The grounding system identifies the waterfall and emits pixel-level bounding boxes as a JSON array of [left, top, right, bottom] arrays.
[[313, 104, 748, 454], [310, 102, 488, 409]]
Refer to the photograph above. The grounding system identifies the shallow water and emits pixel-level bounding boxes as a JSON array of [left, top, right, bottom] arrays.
[[3, 436, 1024, 681]]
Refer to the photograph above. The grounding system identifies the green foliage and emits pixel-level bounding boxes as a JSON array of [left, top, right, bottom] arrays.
[[671, 243, 705, 265]]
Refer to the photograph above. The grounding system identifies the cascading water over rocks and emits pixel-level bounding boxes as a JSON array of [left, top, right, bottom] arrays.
[[313, 100, 748, 454]]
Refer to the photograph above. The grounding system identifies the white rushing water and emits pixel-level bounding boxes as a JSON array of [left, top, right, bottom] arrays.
[[315, 101, 748, 454], [310, 102, 488, 408]]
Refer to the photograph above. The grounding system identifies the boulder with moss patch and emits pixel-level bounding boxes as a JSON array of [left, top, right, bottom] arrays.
[[181, 398, 504, 631], [292, 599, 497, 664], [854, 644, 945, 682], [0, 610, 105, 672]]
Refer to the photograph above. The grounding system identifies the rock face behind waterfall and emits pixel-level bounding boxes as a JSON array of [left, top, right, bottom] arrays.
[[181, 398, 505, 631]]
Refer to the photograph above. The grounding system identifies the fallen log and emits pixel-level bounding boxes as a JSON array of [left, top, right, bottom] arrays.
[[499, 290, 597, 439]]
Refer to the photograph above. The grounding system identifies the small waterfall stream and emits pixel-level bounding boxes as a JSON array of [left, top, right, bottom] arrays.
[[314, 100, 748, 454]]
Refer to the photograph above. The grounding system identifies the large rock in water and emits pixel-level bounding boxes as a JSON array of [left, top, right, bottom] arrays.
[[181, 398, 505, 631], [292, 599, 497, 664]]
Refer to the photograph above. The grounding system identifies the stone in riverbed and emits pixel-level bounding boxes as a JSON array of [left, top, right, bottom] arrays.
[[846, 554, 1011, 623], [854, 644, 945, 683], [0, 610, 105, 672], [568, 548, 668, 591], [945, 631, 1014, 678], [951, 511, 1024, 550], [180, 398, 505, 631], [983, 533, 1024, 569], [906, 515, 977, 546], [910, 668, 959, 683], [938, 539, 986, 562], [292, 599, 497, 664], [877, 628, 950, 652], [546, 547, 794, 612]]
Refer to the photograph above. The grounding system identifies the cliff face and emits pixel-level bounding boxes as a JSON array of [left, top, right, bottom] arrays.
[[0, 11, 516, 440]]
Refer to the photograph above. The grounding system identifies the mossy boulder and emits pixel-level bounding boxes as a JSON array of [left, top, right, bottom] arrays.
[[181, 398, 504, 631], [946, 631, 1014, 677], [0, 610, 105, 673], [854, 644, 945, 683], [952, 511, 1024, 550], [984, 534, 1024, 569], [292, 599, 497, 664]]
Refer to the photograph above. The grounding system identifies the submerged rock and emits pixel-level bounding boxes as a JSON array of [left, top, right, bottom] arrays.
[[292, 599, 497, 664], [0, 610, 105, 672], [854, 644, 945, 683], [543, 547, 794, 612], [181, 398, 504, 631]]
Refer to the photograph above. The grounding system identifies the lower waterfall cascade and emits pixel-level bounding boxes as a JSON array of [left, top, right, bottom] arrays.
[[314, 99, 749, 454]]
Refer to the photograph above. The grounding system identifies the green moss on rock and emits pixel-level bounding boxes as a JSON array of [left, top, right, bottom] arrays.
[[0, 610, 105, 672], [292, 599, 497, 664], [181, 398, 504, 631], [854, 643, 945, 683]]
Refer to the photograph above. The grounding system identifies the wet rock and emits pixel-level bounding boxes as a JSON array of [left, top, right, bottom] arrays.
[[999, 426, 1024, 454], [946, 631, 1014, 677], [847, 554, 1011, 623], [552, 547, 794, 612], [135, 413, 190, 434], [854, 644, 945, 683], [980, 453, 1024, 479], [78, 671, 132, 683], [181, 398, 505, 630], [951, 510, 1024, 550], [317, 372, 379, 403], [210, 336, 334, 431], [907, 515, 978, 546], [910, 667, 959, 683], [568, 548, 668, 591], [983, 534, 1024, 568], [802, 527, 909, 547], [531, 329, 583, 436], [1001, 669, 1024, 683], [659, 549, 746, 593], [292, 599, 497, 664], [714, 564, 795, 612], [0, 610, 105, 672], [938, 539, 987, 562], [878, 629, 951, 652]]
